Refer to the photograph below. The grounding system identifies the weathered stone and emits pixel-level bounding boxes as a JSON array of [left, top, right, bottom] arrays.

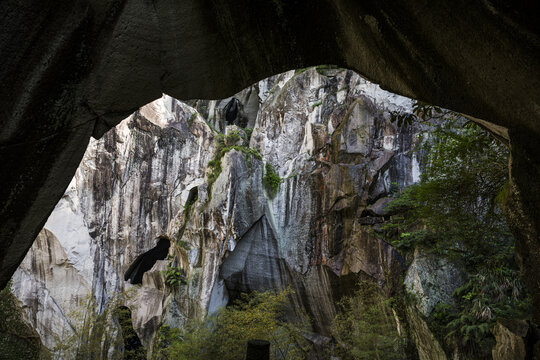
[[1, 2, 539, 326], [492, 319, 529, 360], [404, 249, 464, 317], [406, 306, 447, 360], [11, 68, 534, 357], [11, 95, 215, 352], [11, 70, 425, 353]]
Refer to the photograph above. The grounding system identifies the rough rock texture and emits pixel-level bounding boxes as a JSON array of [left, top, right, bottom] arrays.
[[405, 249, 464, 317], [186, 68, 420, 334], [0, 286, 50, 360], [404, 250, 466, 360], [12, 95, 214, 352], [12, 229, 91, 349], [1, 3, 539, 323], [406, 306, 447, 360], [491, 319, 529, 360], [505, 132, 540, 323], [13, 69, 425, 354]]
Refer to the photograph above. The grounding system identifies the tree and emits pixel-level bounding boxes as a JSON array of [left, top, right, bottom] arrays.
[[52, 289, 143, 360], [165, 288, 310, 360], [330, 281, 408, 360], [385, 114, 530, 357]]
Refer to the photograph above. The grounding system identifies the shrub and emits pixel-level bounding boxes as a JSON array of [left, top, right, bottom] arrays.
[[162, 262, 187, 288], [330, 281, 408, 359], [263, 163, 282, 198], [206, 131, 262, 195], [166, 288, 309, 360], [384, 114, 530, 357]]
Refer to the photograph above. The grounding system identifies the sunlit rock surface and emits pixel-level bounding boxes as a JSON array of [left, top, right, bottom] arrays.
[[13, 69, 427, 353], [12, 95, 214, 351]]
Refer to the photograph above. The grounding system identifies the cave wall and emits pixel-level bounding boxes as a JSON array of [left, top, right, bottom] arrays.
[[1, 0, 539, 322]]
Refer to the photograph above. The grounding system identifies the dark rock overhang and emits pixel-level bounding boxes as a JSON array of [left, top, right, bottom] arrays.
[[0, 0, 539, 321]]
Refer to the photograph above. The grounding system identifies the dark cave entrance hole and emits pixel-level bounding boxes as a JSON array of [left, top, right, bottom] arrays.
[[124, 236, 171, 285]]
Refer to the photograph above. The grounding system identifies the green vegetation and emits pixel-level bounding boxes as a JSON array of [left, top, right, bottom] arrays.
[[52, 290, 143, 359], [207, 130, 262, 193], [162, 262, 187, 288], [330, 281, 408, 359], [263, 163, 282, 198], [389, 101, 444, 128], [116, 306, 146, 360], [177, 240, 191, 251], [187, 112, 197, 127], [315, 64, 341, 75], [183, 197, 197, 216], [162, 288, 309, 360], [244, 128, 253, 142], [205, 120, 219, 134], [294, 67, 311, 76], [312, 100, 322, 108], [384, 115, 530, 357]]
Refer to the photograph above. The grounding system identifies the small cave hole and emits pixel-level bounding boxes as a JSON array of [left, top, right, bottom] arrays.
[[186, 186, 198, 207], [124, 236, 171, 284]]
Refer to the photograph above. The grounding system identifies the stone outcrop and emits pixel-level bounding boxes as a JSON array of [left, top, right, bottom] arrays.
[[405, 249, 464, 317], [406, 306, 447, 360], [1, 4, 539, 324], [491, 319, 529, 360], [404, 250, 465, 360], [11, 229, 91, 349]]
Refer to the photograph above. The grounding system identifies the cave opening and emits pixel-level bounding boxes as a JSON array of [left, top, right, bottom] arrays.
[[124, 236, 171, 285], [3, 64, 537, 359]]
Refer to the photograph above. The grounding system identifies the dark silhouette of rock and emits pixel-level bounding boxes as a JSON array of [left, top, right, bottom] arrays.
[[224, 98, 239, 125], [1, 0, 540, 328], [124, 237, 170, 285]]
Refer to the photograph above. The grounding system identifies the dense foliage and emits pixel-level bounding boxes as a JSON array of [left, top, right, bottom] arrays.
[[263, 163, 282, 198], [0, 282, 51, 359], [385, 116, 530, 357], [162, 262, 187, 288], [330, 281, 408, 360], [160, 289, 309, 360]]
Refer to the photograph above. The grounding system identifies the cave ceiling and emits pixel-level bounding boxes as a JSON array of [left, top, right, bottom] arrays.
[[0, 0, 539, 315]]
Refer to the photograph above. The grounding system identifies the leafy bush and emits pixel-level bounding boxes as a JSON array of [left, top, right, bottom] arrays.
[[166, 288, 309, 360], [385, 119, 512, 265], [244, 128, 253, 142], [52, 290, 140, 359], [263, 163, 282, 198], [162, 262, 187, 288]]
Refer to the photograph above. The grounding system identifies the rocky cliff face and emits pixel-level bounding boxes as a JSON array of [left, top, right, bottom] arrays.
[[12, 68, 430, 355], [12, 96, 215, 353]]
